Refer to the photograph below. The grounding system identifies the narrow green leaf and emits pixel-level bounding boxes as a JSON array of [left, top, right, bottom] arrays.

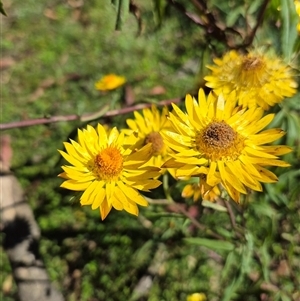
[[152, 0, 166, 27], [222, 278, 239, 301], [221, 250, 239, 281], [251, 197, 277, 217], [241, 232, 254, 275], [184, 237, 235, 251], [115, 0, 130, 30], [216, 227, 234, 239], [259, 239, 271, 281], [280, 0, 298, 59]]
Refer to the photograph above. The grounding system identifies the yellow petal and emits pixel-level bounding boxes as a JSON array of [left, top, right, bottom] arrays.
[[207, 161, 220, 186], [60, 180, 90, 191], [111, 194, 124, 211], [61, 166, 95, 182], [246, 157, 290, 167], [250, 129, 286, 145], [182, 184, 194, 198], [123, 201, 139, 216], [243, 146, 278, 159], [239, 155, 263, 178], [171, 103, 190, 125], [117, 181, 138, 200], [255, 166, 278, 183], [124, 144, 153, 167], [226, 161, 262, 192], [105, 181, 116, 204], [97, 123, 108, 146], [224, 183, 241, 203], [262, 145, 293, 156], [248, 114, 274, 134], [218, 161, 246, 194], [100, 199, 112, 220], [176, 165, 200, 177], [58, 150, 84, 167], [80, 180, 100, 205], [215, 94, 226, 120], [126, 119, 138, 131]]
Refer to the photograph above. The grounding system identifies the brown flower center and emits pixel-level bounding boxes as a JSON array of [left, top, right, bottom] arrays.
[[196, 121, 244, 161], [94, 146, 123, 180], [238, 55, 268, 88], [145, 132, 164, 156], [242, 56, 265, 71]]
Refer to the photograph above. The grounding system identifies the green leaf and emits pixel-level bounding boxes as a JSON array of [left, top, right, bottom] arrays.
[[222, 278, 239, 301], [184, 237, 235, 251], [152, 0, 166, 27], [251, 199, 277, 218], [286, 111, 300, 146], [221, 250, 239, 280], [280, 0, 298, 59], [226, 7, 243, 27], [259, 239, 271, 281], [115, 0, 130, 30], [0, 1, 7, 16], [216, 227, 234, 239], [241, 232, 254, 275]]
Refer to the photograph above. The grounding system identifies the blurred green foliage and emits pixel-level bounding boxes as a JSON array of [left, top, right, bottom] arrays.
[[1, 0, 300, 301]]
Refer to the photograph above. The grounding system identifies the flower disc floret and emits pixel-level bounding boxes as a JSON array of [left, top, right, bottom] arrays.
[[94, 147, 123, 181], [196, 120, 244, 161], [145, 132, 165, 156]]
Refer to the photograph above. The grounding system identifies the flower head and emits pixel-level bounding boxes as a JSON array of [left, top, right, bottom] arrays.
[[187, 293, 207, 301], [58, 124, 161, 220], [162, 89, 292, 203], [204, 50, 297, 110], [123, 106, 173, 174], [95, 74, 126, 91], [182, 175, 220, 202]]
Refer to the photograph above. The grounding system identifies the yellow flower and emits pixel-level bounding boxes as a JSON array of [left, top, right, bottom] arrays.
[[204, 50, 297, 110], [182, 175, 220, 202], [58, 124, 161, 220], [187, 293, 207, 301], [95, 74, 126, 91], [162, 89, 292, 203], [123, 106, 173, 174]]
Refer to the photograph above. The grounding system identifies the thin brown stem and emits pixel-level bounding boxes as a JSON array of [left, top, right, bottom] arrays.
[[224, 199, 244, 239], [242, 0, 270, 47], [0, 98, 181, 131], [224, 200, 237, 229]]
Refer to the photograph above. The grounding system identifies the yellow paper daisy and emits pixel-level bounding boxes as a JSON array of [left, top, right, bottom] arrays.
[[204, 50, 297, 110], [95, 74, 126, 91], [162, 89, 292, 203], [187, 293, 207, 301], [58, 124, 161, 220], [123, 106, 173, 173], [182, 175, 220, 202]]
